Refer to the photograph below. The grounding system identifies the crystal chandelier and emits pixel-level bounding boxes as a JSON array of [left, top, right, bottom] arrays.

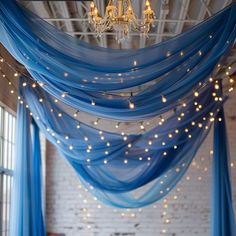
[[88, 0, 155, 42]]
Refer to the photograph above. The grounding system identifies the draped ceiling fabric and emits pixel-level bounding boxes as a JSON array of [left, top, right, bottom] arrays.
[[0, 0, 235, 236], [0, 0, 236, 120]]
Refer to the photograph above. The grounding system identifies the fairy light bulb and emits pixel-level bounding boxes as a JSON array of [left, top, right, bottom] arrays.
[[93, 118, 100, 125], [91, 100, 96, 106], [14, 72, 19, 77], [61, 92, 68, 98], [140, 122, 145, 130], [162, 95, 167, 103], [129, 100, 135, 109], [39, 82, 44, 87], [214, 84, 220, 90], [74, 110, 79, 117], [115, 122, 120, 129], [166, 51, 171, 57], [194, 91, 199, 97]]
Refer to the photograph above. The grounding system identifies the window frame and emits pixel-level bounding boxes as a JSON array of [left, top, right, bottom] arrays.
[[0, 103, 16, 236]]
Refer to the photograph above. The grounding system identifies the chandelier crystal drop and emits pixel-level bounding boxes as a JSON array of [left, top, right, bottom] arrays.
[[88, 0, 155, 42]]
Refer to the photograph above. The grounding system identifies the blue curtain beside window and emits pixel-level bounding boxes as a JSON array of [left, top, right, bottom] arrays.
[[212, 106, 236, 236], [10, 100, 46, 236]]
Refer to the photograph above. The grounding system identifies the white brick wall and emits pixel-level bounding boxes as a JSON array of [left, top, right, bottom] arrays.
[[45, 90, 236, 236]]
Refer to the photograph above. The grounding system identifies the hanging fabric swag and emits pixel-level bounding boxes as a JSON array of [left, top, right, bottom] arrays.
[[0, 0, 236, 120], [0, 0, 235, 236]]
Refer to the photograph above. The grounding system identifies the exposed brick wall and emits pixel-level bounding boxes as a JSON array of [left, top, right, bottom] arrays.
[[45, 91, 236, 236]]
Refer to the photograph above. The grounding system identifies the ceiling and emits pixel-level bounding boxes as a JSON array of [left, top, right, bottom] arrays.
[[20, 0, 233, 49]]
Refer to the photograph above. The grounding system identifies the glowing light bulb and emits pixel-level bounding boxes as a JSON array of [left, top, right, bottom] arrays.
[[61, 92, 68, 98], [162, 95, 167, 103], [129, 101, 135, 109], [214, 84, 220, 90], [93, 118, 99, 125], [140, 122, 145, 130]]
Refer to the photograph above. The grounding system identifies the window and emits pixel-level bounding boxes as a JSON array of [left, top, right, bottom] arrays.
[[0, 106, 15, 236]]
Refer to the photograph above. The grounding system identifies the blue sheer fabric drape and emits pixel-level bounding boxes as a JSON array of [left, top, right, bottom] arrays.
[[212, 106, 236, 236], [31, 120, 46, 236], [1, 0, 235, 234], [19, 77, 224, 208], [10, 97, 46, 236], [0, 1, 236, 120]]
